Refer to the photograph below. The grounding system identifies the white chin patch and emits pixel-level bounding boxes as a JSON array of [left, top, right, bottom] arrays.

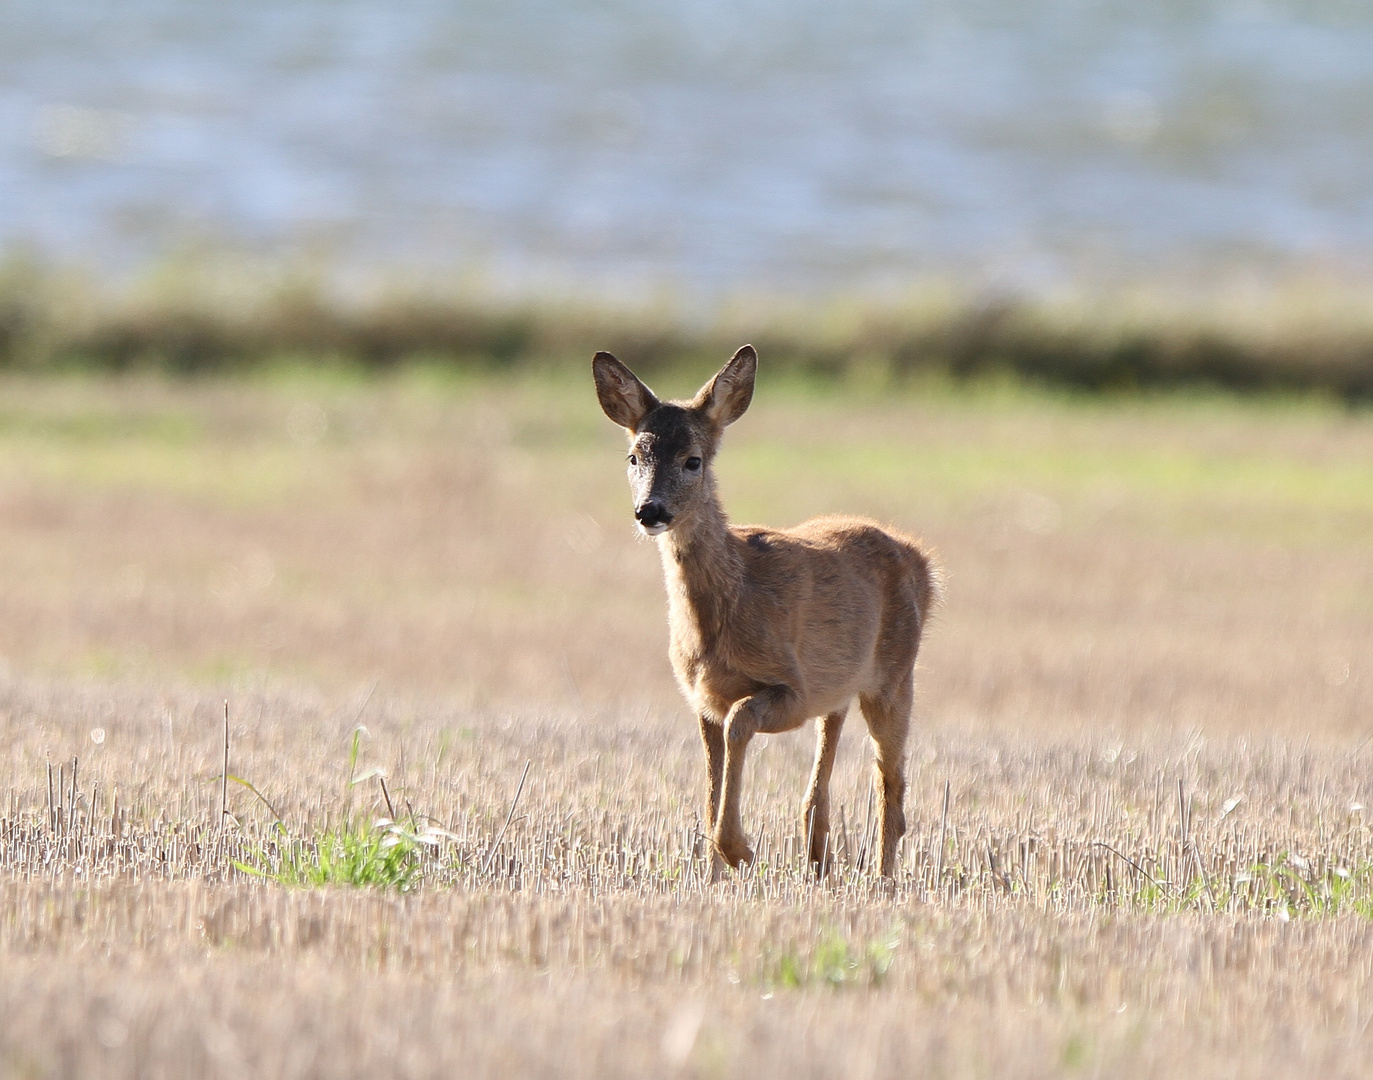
[[639, 522, 669, 537]]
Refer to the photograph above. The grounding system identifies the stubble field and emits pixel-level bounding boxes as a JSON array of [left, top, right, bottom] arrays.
[[0, 365, 1371, 1078]]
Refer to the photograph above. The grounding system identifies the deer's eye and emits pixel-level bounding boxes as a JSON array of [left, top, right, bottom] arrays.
[[684, 456, 702, 472]]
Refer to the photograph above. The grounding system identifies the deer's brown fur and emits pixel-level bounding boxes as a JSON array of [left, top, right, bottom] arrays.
[[593, 344, 939, 877]]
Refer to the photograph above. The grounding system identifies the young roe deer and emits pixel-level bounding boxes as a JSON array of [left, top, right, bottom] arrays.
[[593, 344, 939, 877]]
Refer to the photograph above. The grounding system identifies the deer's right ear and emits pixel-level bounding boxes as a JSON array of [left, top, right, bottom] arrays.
[[593, 352, 660, 431]]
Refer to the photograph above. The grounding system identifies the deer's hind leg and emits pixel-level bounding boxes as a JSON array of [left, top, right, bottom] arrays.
[[859, 674, 913, 879], [802, 708, 847, 874]]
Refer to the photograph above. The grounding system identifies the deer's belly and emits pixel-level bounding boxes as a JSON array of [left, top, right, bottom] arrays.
[[678, 662, 863, 724]]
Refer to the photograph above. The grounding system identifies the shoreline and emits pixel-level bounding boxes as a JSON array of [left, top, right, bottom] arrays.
[[4, 259, 1373, 400]]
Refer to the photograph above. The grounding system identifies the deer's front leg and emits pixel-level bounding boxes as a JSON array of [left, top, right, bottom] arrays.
[[714, 685, 806, 868], [698, 714, 726, 878], [698, 714, 725, 824]]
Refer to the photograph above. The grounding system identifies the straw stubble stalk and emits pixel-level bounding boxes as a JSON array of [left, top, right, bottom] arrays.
[[482, 760, 532, 877], [221, 701, 230, 838], [66, 758, 76, 836], [936, 779, 951, 894]]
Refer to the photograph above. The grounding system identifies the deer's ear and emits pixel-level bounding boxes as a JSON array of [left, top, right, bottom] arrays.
[[593, 352, 659, 431], [694, 345, 756, 429]]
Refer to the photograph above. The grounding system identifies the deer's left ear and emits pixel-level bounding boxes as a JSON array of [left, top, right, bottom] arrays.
[[694, 345, 756, 429]]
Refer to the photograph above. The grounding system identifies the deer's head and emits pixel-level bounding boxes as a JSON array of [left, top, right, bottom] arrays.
[[593, 345, 756, 537]]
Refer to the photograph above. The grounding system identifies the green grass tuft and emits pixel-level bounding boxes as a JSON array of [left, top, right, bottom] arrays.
[[761, 927, 901, 991], [234, 817, 445, 892]]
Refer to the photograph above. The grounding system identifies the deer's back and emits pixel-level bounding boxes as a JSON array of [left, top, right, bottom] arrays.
[[739, 512, 931, 596]]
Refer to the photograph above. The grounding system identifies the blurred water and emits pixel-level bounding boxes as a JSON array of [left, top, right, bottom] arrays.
[[2, 0, 1372, 296]]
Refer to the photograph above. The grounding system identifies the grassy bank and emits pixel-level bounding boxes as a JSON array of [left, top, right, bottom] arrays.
[[5, 257, 1373, 398]]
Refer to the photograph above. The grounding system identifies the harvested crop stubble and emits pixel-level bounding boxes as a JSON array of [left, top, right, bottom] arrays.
[[3, 952, 1367, 1080], [3, 876, 1373, 1077], [4, 689, 1373, 911], [0, 373, 1371, 1078]]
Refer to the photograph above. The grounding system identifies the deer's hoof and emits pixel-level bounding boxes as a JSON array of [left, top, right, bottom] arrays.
[[713, 834, 754, 869], [807, 837, 831, 872], [708, 851, 729, 884]]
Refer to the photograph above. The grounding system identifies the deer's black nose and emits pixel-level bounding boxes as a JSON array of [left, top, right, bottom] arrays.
[[635, 500, 672, 527]]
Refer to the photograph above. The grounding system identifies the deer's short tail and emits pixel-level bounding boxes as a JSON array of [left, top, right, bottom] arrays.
[[903, 542, 943, 630]]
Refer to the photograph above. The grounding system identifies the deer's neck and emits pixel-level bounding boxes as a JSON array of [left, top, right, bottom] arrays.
[[659, 482, 744, 635]]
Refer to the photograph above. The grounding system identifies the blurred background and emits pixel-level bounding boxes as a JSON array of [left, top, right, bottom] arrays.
[[0, 0, 1367, 737], [5, 0, 1373, 297]]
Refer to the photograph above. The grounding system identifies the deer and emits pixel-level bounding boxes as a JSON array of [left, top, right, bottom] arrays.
[[592, 344, 939, 878]]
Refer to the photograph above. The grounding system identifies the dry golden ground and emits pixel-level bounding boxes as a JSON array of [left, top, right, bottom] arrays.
[[0, 368, 1371, 1078]]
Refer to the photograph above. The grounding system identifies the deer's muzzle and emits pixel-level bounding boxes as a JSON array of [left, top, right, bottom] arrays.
[[634, 500, 674, 534]]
